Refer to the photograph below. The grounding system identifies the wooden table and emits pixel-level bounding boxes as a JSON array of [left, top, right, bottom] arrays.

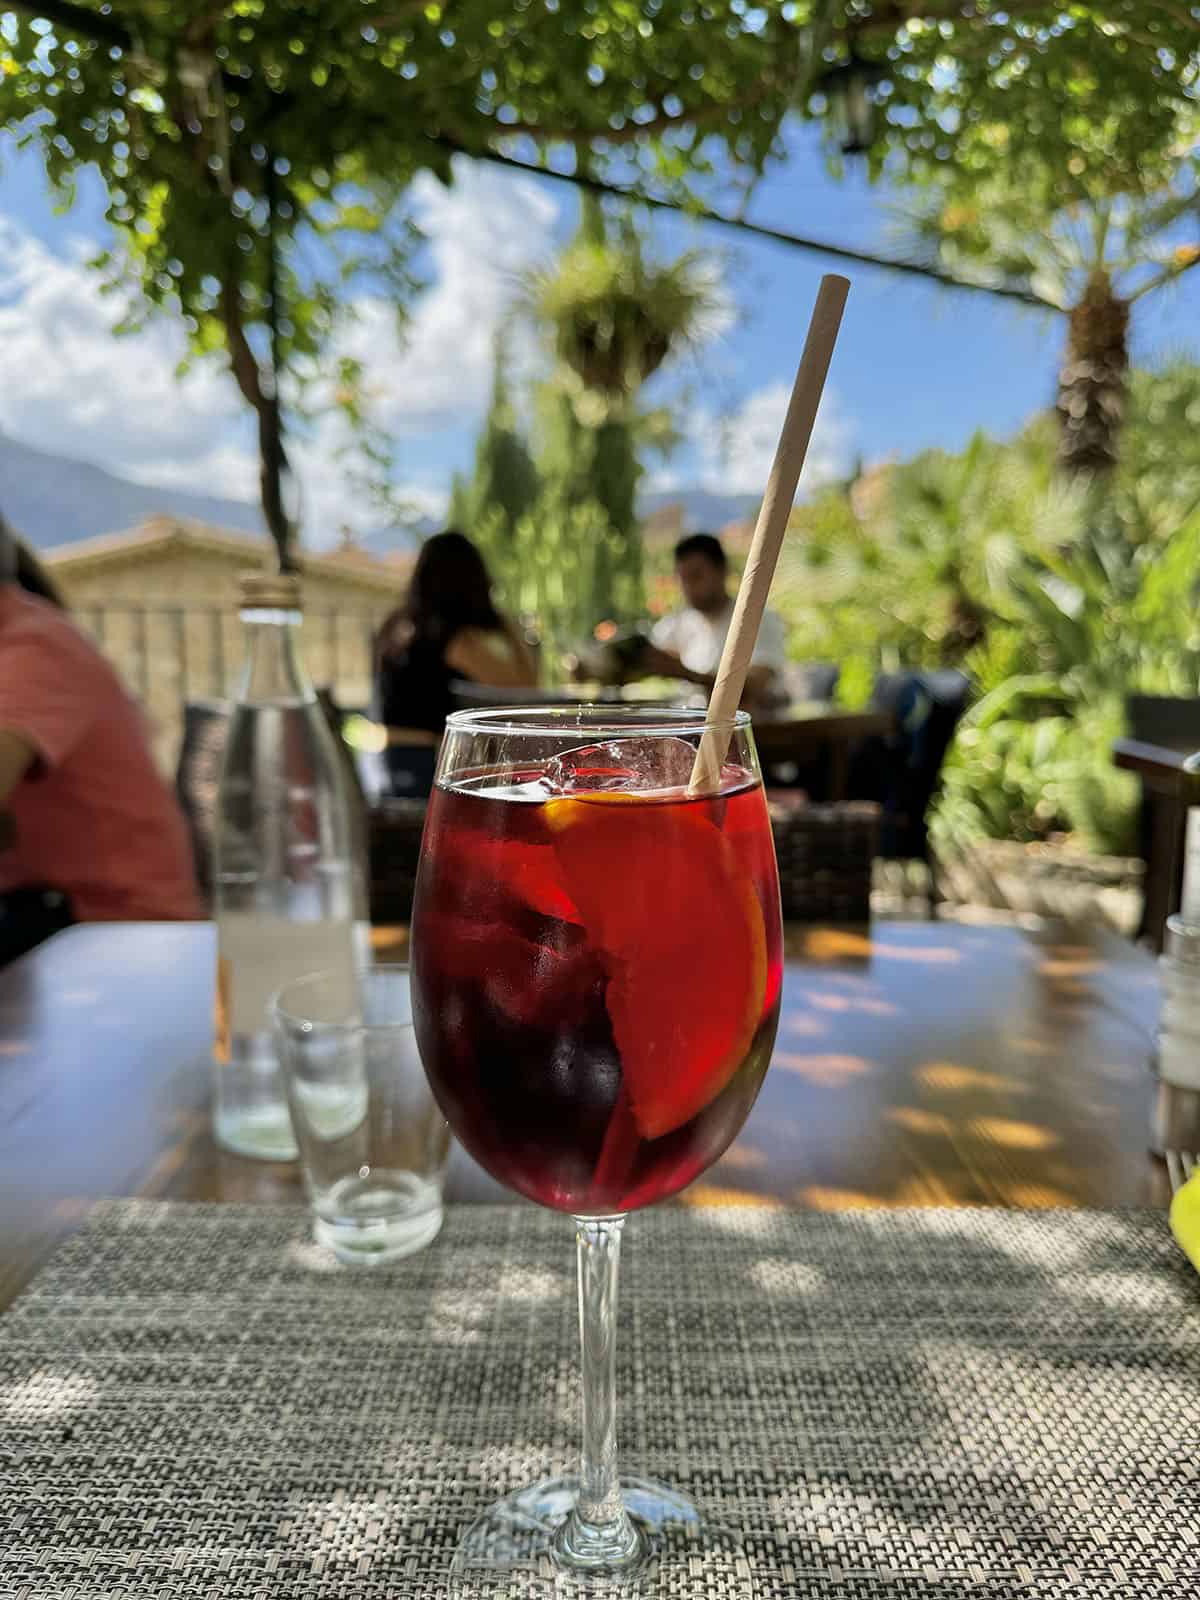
[[0, 917, 1162, 1314]]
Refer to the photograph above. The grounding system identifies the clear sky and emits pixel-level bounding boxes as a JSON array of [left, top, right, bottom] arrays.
[[2, 118, 1197, 546]]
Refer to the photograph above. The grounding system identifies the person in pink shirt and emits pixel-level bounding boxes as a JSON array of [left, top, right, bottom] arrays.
[[0, 515, 200, 964]]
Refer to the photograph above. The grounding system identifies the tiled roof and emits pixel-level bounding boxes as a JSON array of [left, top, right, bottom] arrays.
[[43, 516, 410, 592]]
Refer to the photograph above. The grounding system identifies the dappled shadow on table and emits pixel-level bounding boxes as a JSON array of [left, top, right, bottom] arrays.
[[1, 1202, 1195, 1598]]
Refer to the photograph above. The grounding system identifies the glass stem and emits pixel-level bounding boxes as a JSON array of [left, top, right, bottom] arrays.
[[553, 1215, 645, 1572]]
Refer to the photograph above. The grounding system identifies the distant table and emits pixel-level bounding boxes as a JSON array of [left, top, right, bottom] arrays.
[[618, 696, 893, 797], [753, 704, 893, 798], [0, 918, 1162, 1314], [356, 700, 891, 804]]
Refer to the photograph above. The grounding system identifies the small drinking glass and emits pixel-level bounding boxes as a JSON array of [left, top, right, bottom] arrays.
[[273, 965, 450, 1264]]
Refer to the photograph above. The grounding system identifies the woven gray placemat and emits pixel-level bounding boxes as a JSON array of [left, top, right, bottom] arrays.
[[1, 1202, 1198, 1599]]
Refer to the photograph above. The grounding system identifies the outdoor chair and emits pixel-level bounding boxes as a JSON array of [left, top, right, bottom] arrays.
[[847, 669, 971, 909], [769, 796, 880, 922], [1127, 694, 1200, 750], [1125, 694, 1200, 946], [376, 684, 583, 799], [174, 699, 229, 904], [176, 689, 885, 927], [368, 798, 430, 925], [379, 743, 438, 801]]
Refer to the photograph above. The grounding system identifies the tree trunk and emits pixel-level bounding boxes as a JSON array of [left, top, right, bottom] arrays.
[[588, 417, 641, 625], [219, 275, 294, 572], [167, 76, 294, 572], [942, 585, 987, 665], [1055, 272, 1129, 477], [540, 392, 643, 629]]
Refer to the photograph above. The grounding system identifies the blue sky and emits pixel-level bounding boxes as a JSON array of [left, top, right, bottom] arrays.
[[2, 120, 1197, 545]]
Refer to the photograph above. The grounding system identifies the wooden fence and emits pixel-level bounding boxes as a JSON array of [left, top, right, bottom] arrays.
[[77, 604, 385, 771]]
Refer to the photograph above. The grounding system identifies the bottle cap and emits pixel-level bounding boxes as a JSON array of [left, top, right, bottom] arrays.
[[238, 572, 303, 610]]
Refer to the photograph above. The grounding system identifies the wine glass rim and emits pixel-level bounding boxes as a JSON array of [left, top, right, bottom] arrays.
[[444, 704, 752, 738]]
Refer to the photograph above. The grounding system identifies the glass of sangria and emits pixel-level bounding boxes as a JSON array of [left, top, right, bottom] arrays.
[[410, 706, 783, 1586]]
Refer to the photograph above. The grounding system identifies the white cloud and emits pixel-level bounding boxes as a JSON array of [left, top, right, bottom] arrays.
[[292, 445, 447, 546], [288, 162, 558, 543], [0, 159, 559, 545], [0, 217, 255, 496], [122, 442, 261, 504], [692, 380, 854, 499], [330, 163, 557, 438], [643, 465, 686, 495]]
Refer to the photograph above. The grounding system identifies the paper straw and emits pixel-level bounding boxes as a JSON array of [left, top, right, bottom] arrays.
[[688, 274, 850, 795]]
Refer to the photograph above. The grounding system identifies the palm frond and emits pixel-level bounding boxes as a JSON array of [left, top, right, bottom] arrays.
[[526, 223, 725, 399]]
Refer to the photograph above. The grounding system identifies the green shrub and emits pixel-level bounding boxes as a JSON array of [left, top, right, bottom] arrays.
[[770, 361, 1200, 860]]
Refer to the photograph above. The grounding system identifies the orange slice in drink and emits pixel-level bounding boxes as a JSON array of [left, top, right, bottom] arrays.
[[546, 792, 767, 1140], [427, 825, 579, 925]]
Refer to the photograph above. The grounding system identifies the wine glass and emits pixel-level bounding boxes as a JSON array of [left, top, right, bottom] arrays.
[[409, 706, 783, 1585]]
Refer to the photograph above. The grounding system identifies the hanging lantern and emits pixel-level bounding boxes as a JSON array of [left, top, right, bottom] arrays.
[[815, 50, 887, 157]]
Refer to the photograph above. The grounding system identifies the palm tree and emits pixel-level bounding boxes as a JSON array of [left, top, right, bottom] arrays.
[[525, 200, 722, 621], [905, 167, 1200, 476], [529, 199, 722, 407], [775, 425, 1088, 674]]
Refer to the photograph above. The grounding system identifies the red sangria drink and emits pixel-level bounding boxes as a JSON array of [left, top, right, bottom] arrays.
[[411, 750, 781, 1216], [408, 708, 782, 1584]]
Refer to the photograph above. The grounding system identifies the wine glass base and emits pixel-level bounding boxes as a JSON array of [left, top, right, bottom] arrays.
[[450, 1473, 740, 1594]]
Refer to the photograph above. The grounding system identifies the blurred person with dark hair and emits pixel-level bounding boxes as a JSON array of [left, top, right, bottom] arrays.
[[374, 529, 537, 795], [640, 532, 788, 711], [0, 512, 199, 965], [14, 538, 66, 608]]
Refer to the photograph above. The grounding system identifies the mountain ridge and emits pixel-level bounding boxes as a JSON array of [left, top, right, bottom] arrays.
[[1, 431, 266, 549], [2, 431, 759, 556]]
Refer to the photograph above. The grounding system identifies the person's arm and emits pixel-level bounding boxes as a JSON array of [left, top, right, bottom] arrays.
[[636, 612, 776, 705], [638, 642, 687, 679], [0, 729, 35, 806], [499, 615, 539, 683], [640, 655, 775, 707], [0, 633, 93, 798], [444, 625, 539, 688], [0, 730, 35, 856], [639, 610, 781, 707], [635, 615, 687, 680]]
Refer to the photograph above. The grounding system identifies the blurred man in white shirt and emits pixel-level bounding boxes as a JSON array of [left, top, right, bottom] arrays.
[[642, 533, 789, 711]]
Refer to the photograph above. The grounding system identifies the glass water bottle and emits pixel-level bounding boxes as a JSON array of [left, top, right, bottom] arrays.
[[212, 572, 362, 1159]]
